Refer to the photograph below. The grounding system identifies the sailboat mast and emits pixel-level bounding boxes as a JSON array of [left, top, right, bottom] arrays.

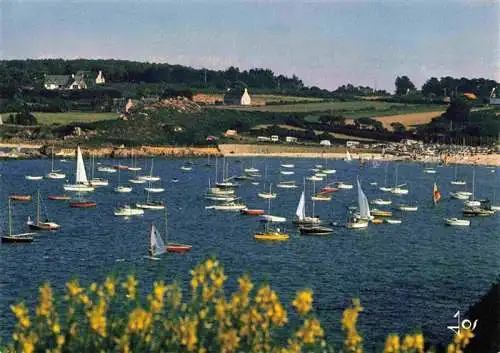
[[312, 180, 316, 217], [8, 198, 12, 236], [37, 190, 40, 224], [303, 177, 307, 215], [51, 145, 55, 172], [215, 156, 218, 184], [472, 169, 475, 199], [164, 207, 168, 244]]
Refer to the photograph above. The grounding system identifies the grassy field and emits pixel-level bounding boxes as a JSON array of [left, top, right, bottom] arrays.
[[216, 100, 443, 116], [374, 111, 445, 129], [33, 112, 119, 125]]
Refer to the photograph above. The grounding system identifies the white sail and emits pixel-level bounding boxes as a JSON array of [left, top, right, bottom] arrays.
[[357, 178, 371, 220], [345, 150, 352, 161], [296, 191, 306, 221], [150, 225, 166, 256], [75, 146, 89, 184]]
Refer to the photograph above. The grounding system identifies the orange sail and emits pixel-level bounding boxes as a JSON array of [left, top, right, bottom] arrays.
[[433, 182, 441, 204]]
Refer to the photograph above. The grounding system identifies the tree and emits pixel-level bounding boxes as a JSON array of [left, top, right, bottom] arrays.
[[7, 111, 38, 125], [421, 77, 442, 97], [442, 97, 471, 127], [390, 122, 406, 134], [395, 76, 416, 95]]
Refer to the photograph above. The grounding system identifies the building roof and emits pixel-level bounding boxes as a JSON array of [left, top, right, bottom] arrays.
[[44, 75, 71, 86]]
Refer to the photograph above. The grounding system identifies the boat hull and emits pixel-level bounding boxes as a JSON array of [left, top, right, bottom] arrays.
[[136, 203, 165, 210], [25, 176, 43, 180], [64, 184, 95, 192], [47, 172, 66, 179], [1, 234, 35, 243], [167, 243, 192, 252], [298, 226, 333, 235], [69, 200, 96, 208], [240, 209, 265, 216], [254, 232, 289, 241], [10, 195, 32, 201], [48, 195, 70, 201], [28, 222, 60, 231]]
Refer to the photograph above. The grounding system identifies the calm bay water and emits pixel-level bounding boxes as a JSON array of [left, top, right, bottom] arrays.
[[0, 156, 498, 350]]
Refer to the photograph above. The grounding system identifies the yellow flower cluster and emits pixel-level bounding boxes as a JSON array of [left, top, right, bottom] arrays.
[[36, 283, 53, 317], [292, 289, 313, 315], [87, 297, 107, 337], [6, 257, 478, 353], [218, 328, 241, 353], [447, 329, 475, 353], [178, 315, 198, 351], [342, 298, 364, 352], [122, 275, 138, 300], [127, 307, 153, 333], [296, 318, 324, 344], [11, 302, 31, 329]]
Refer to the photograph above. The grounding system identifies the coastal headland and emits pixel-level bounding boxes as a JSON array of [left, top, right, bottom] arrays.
[[0, 142, 498, 166]]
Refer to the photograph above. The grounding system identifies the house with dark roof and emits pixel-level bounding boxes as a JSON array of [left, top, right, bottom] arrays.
[[44, 75, 72, 90], [44, 71, 102, 90]]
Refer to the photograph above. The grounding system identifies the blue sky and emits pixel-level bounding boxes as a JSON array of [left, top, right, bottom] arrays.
[[1, 0, 498, 91]]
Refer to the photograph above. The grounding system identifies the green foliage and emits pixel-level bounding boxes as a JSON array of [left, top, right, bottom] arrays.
[[390, 122, 406, 134], [6, 111, 38, 125], [395, 76, 416, 95], [442, 97, 471, 124]]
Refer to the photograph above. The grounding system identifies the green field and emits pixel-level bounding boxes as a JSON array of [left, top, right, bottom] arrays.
[[217, 100, 444, 117], [33, 112, 119, 125]]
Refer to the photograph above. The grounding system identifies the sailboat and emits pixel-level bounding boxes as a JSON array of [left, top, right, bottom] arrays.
[[450, 165, 466, 185], [261, 190, 286, 223], [128, 151, 142, 171], [379, 163, 392, 192], [137, 159, 161, 182], [114, 168, 132, 193], [294, 179, 321, 226], [26, 190, 60, 230], [1, 199, 35, 243], [311, 179, 331, 201], [163, 207, 192, 252], [47, 145, 66, 179], [63, 146, 95, 192], [390, 165, 408, 195], [258, 182, 277, 199], [254, 221, 289, 241], [136, 187, 165, 210], [89, 153, 109, 187], [244, 157, 259, 173], [464, 169, 480, 207], [346, 178, 370, 229], [114, 204, 144, 216]]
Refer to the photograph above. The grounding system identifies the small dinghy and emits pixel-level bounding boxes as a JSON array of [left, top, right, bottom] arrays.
[[25, 175, 43, 180]]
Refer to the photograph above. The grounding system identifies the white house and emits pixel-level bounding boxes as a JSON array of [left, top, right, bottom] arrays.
[[270, 135, 279, 142], [240, 88, 251, 105], [320, 140, 331, 147], [96, 70, 105, 85], [346, 141, 360, 148]]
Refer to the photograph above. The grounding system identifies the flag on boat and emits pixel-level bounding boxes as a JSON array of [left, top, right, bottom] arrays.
[[433, 182, 441, 204]]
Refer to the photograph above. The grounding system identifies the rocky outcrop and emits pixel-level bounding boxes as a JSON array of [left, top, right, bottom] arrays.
[[49, 146, 221, 158]]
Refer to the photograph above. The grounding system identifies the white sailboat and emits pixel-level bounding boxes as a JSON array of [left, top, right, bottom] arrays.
[[450, 165, 466, 185], [47, 145, 66, 179], [258, 183, 277, 199], [294, 179, 321, 226], [347, 178, 370, 229], [379, 163, 392, 192], [261, 193, 286, 223], [89, 153, 109, 187], [114, 204, 144, 216], [464, 169, 480, 207], [63, 147, 95, 192], [390, 165, 408, 195], [145, 224, 167, 260], [114, 168, 132, 193], [138, 159, 161, 182], [128, 151, 142, 171]]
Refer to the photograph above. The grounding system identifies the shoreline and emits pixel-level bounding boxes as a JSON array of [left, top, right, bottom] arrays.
[[0, 142, 498, 167]]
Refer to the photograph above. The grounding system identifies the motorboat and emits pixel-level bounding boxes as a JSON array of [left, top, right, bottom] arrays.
[[114, 205, 145, 216], [371, 199, 392, 206], [444, 217, 470, 226]]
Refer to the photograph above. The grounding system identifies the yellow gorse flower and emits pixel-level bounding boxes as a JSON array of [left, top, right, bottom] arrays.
[[87, 298, 107, 337], [292, 289, 313, 315], [218, 328, 240, 353], [384, 334, 400, 353], [11, 302, 30, 329], [342, 298, 363, 352], [66, 280, 83, 297], [104, 276, 117, 297], [36, 282, 53, 317], [296, 318, 324, 344], [122, 275, 138, 300], [127, 307, 152, 333], [178, 315, 198, 351], [18, 332, 37, 353]]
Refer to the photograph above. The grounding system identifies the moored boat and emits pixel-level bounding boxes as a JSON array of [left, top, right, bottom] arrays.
[[63, 146, 95, 192], [48, 195, 70, 201], [69, 200, 96, 208], [444, 217, 470, 226], [371, 209, 393, 217], [1, 199, 35, 243], [114, 205, 145, 216], [311, 193, 331, 201], [384, 218, 402, 224], [395, 204, 418, 212], [10, 194, 31, 202], [371, 199, 392, 206], [27, 191, 60, 231], [298, 225, 333, 235], [25, 175, 43, 180], [240, 208, 265, 216]]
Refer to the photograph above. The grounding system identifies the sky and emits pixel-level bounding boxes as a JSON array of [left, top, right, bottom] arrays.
[[1, 0, 498, 91]]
